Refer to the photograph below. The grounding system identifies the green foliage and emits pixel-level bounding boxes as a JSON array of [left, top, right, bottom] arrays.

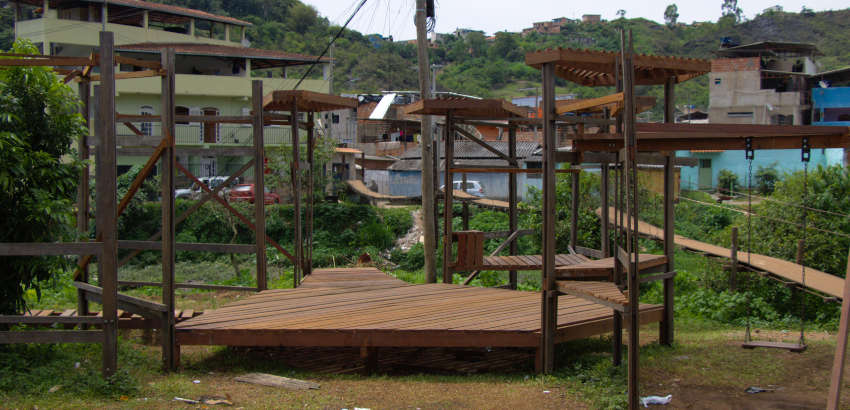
[[390, 242, 425, 272], [716, 169, 740, 193], [265, 136, 337, 202], [0, 39, 88, 315], [664, 4, 679, 27], [755, 162, 780, 195]]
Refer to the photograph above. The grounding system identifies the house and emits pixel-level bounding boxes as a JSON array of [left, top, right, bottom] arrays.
[[11, 0, 330, 179], [453, 28, 484, 40], [708, 41, 820, 126], [582, 14, 601, 23], [680, 41, 843, 190], [763, 5, 783, 13], [809, 66, 850, 163], [676, 110, 709, 123], [387, 141, 542, 200]]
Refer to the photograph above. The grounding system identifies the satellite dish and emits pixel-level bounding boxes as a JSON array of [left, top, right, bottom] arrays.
[[766, 102, 774, 111], [820, 81, 829, 89], [241, 38, 251, 48]]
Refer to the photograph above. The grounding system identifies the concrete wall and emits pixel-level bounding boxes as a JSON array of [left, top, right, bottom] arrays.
[[708, 58, 805, 125], [677, 149, 843, 190]]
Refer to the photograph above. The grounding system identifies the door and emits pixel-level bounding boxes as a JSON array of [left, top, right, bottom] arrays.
[[202, 107, 219, 143], [698, 158, 712, 190], [200, 157, 217, 178]]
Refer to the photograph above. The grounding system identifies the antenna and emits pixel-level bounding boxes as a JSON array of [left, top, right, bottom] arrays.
[[820, 81, 828, 89], [241, 38, 251, 47], [766, 102, 774, 111]]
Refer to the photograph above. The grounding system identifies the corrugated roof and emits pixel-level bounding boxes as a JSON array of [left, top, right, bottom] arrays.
[[335, 147, 362, 154], [116, 43, 324, 68], [23, 0, 252, 26], [398, 140, 541, 160]]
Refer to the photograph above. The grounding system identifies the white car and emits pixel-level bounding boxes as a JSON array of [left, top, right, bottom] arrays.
[[175, 176, 236, 199], [441, 180, 486, 198]]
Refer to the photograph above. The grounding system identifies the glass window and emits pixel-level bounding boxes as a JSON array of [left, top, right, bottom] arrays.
[[139, 105, 154, 135]]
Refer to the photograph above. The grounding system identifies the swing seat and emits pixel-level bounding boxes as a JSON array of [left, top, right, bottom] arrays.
[[742, 341, 807, 353]]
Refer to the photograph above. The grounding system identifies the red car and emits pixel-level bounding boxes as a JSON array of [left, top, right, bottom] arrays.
[[227, 184, 280, 204]]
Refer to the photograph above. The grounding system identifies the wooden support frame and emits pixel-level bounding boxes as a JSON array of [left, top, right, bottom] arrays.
[[252, 81, 268, 291], [539, 61, 558, 374]]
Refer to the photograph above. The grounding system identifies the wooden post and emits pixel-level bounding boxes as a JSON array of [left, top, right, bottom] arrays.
[[360, 151, 365, 182], [77, 79, 91, 327], [730, 227, 738, 291], [290, 97, 301, 287], [827, 248, 850, 410], [305, 111, 314, 277], [442, 110, 455, 284], [612, 56, 624, 367], [253, 81, 267, 291], [98, 31, 118, 378], [416, 0, 436, 284], [539, 61, 557, 374], [462, 173, 469, 231], [570, 171, 579, 250], [601, 164, 609, 258], [622, 30, 641, 410], [361, 346, 378, 376], [509, 126, 518, 290], [160, 47, 177, 371], [660, 76, 676, 346]]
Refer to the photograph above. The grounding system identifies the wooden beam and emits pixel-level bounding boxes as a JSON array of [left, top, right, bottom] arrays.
[[81, 69, 165, 82], [117, 241, 256, 253], [0, 242, 101, 255], [556, 93, 624, 115], [0, 330, 103, 344], [117, 147, 256, 157], [0, 58, 97, 66], [828, 248, 850, 410], [116, 281, 257, 292], [113, 56, 162, 70], [0, 316, 103, 324]]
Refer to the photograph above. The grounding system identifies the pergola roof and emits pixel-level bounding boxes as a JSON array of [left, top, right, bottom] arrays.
[[14, 0, 251, 26], [525, 47, 710, 87], [404, 98, 528, 119], [263, 90, 358, 113], [116, 43, 324, 69], [555, 93, 656, 116]]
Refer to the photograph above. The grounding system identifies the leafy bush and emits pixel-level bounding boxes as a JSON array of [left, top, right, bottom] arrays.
[[716, 169, 740, 193], [755, 162, 780, 195]]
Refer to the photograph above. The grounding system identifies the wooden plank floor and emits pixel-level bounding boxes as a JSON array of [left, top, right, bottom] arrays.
[[177, 268, 663, 348], [598, 207, 844, 299]]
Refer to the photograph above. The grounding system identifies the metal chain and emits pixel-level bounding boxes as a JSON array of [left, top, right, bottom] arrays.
[[745, 156, 753, 343], [800, 147, 809, 346]]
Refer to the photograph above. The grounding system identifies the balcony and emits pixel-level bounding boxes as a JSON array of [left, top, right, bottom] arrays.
[[117, 123, 296, 146]]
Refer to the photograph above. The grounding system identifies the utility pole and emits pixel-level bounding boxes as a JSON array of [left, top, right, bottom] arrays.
[[328, 37, 334, 141], [416, 0, 436, 283]]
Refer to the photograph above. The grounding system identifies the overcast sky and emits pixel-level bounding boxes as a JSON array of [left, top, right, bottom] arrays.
[[308, 0, 846, 41]]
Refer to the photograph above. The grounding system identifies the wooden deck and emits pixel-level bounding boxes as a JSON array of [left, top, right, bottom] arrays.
[[176, 268, 663, 349]]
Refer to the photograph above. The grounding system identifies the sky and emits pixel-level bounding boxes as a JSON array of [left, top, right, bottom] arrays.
[[308, 0, 846, 41]]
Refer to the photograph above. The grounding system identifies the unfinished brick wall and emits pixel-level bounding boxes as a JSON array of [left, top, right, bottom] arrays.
[[711, 58, 759, 72]]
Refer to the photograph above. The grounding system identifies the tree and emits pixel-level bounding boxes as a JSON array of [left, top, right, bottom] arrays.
[[616, 9, 626, 18], [801, 6, 815, 16], [466, 31, 487, 58], [721, 0, 743, 23], [0, 39, 87, 315], [664, 4, 679, 27], [489, 31, 517, 60], [265, 136, 341, 203], [716, 169, 740, 193]]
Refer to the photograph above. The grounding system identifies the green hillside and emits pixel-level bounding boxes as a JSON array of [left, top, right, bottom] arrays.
[[3, 1, 849, 118]]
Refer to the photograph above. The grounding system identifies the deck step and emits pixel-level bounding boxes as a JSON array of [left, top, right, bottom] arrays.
[[556, 281, 628, 312]]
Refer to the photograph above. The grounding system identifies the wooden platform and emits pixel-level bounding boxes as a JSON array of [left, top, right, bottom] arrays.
[[556, 254, 667, 278], [176, 268, 664, 349], [4, 308, 202, 329]]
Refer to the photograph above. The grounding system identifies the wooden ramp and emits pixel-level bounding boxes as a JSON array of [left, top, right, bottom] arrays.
[[556, 254, 667, 278], [176, 268, 663, 349], [346, 180, 418, 204], [597, 207, 844, 299], [298, 268, 409, 289]]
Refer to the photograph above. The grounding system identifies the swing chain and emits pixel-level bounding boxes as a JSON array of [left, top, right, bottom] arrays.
[[800, 137, 809, 346], [744, 143, 754, 343]]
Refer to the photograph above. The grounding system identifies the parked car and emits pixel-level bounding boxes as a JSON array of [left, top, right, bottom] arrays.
[[175, 176, 236, 199], [441, 180, 486, 198], [227, 184, 281, 204]]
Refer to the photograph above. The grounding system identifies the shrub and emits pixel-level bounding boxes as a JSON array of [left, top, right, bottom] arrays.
[[716, 169, 740, 193]]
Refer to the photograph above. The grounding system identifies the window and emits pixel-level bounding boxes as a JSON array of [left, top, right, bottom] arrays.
[[770, 114, 794, 125], [139, 105, 154, 135], [332, 114, 340, 124], [714, 78, 721, 85], [727, 112, 753, 117]]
